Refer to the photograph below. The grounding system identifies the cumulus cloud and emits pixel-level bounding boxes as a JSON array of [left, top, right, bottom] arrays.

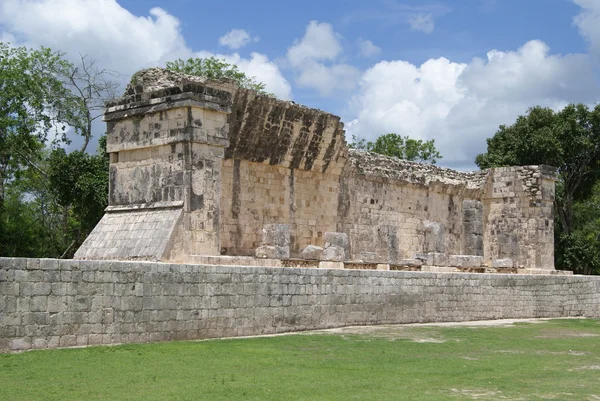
[[408, 14, 435, 33], [0, 0, 190, 75], [218, 29, 258, 50], [194, 50, 292, 100], [0, 0, 291, 99], [346, 40, 600, 169], [357, 38, 381, 58], [287, 20, 360, 95], [573, 0, 600, 61]]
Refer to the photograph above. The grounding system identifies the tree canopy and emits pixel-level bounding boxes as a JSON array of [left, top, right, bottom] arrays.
[[0, 42, 112, 258], [350, 133, 442, 164], [165, 56, 268, 94], [476, 104, 600, 274]]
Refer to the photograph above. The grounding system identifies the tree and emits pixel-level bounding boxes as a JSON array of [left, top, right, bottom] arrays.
[[0, 42, 80, 209], [0, 43, 113, 258], [476, 104, 600, 237], [165, 56, 268, 94], [62, 54, 120, 152], [48, 136, 109, 257], [476, 104, 600, 274], [350, 133, 442, 164]]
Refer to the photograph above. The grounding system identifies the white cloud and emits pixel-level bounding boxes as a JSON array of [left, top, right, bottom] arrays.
[[195, 50, 292, 100], [357, 38, 381, 58], [218, 29, 258, 50], [346, 40, 600, 169], [0, 0, 190, 75], [573, 0, 600, 61], [0, 0, 291, 99], [287, 21, 342, 64], [287, 21, 360, 95], [408, 14, 435, 33]]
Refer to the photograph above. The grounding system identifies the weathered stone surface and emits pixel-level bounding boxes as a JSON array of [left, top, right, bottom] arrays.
[[2, 257, 599, 352], [324, 232, 349, 250], [395, 259, 423, 267], [448, 255, 483, 268], [76, 68, 559, 271], [255, 246, 289, 260], [462, 200, 483, 256], [302, 245, 323, 260], [414, 253, 448, 266], [322, 232, 349, 262], [322, 246, 345, 262], [492, 258, 515, 268], [424, 221, 445, 253], [318, 261, 344, 269], [261, 224, 290, 248], [74, 206, 183, 261], [359, 252, 378, 263]]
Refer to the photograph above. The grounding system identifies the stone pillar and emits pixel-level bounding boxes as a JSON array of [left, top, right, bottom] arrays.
[[462, 200, 483, 256], [483, 166, 557, 270], [75, 70, 236, 261], [424, 221, 445, 253]]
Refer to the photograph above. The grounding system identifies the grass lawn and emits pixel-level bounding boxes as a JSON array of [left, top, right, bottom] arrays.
[[1, 319, 600, 400]]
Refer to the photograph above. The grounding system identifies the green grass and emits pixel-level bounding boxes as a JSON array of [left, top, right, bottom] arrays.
[[1, 319, 600, 400]]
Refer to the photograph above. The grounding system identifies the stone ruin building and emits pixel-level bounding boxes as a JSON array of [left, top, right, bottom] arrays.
[[74, 68, 564, 275]]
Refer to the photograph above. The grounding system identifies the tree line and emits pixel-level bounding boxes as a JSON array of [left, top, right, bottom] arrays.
[[1, 42, 598, 274]]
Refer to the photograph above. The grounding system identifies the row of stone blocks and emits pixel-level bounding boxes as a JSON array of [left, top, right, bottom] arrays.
[[255, 225, 351, 262], [253, 224, 510, 268]]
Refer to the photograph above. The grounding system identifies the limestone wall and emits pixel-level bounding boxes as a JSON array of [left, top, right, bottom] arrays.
[[76, 68, 558, 270], [1, 257, 599, 352]]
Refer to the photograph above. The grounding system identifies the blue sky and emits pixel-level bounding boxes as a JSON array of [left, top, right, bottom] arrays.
[[1, 0, 599, 169]]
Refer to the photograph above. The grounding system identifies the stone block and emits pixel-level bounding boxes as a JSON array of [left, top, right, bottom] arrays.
[[376, 264, 390, 271], [448, 255, 483, 268], [492, 258, 514, 268], [359, 252, 378, 263], [414, 252, 448, 266], [324, 232, 349, 250], [322, 246, 345, 262], [318, 261, 344, 270], [10, 338, 31, 351], [421, 266, 456, 273], [255, 245, 289, 260], [261, 224, 290, 248], [396, 259, 423, 267], [424, 221, 445, 253], [301, 245, 323, 260]]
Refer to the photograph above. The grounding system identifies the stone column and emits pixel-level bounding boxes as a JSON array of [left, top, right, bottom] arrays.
[[483, 165, 557, 270], [75, 72, 236, 262], [462, 200, 483, 256]]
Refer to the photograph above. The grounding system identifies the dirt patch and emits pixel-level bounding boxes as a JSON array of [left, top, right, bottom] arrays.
[[312, 325, 450, 343], [446, 388, 525, 400], [569, 365, 600, 371], [535, 331, 600, 339]]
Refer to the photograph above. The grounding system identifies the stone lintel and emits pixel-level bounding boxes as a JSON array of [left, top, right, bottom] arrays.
[[104, 94, 231, 122], [104, 91, 231, 121], [105, 201, 184, 213]]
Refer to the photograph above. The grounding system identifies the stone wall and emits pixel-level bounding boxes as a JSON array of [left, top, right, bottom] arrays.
[[1, 257, 599, 352], [76, 68, 558, 271]]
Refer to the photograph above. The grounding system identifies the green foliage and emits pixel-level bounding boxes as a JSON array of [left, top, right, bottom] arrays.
[[165, 56, 269, 94], [48, 136, 109, 253], [350, 133, 442, 164], [556, 182, 600, 275], [476, 104, 600, 273], [0, 42, 110, 258], [0, 42, 81, 202]]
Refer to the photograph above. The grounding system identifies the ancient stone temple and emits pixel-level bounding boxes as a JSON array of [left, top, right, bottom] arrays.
[[74, 68, 560, 273]]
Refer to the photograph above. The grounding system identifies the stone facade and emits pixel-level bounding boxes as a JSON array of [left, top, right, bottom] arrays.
[[75, 68, 558, 271], [1, 257, 599, 352]]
